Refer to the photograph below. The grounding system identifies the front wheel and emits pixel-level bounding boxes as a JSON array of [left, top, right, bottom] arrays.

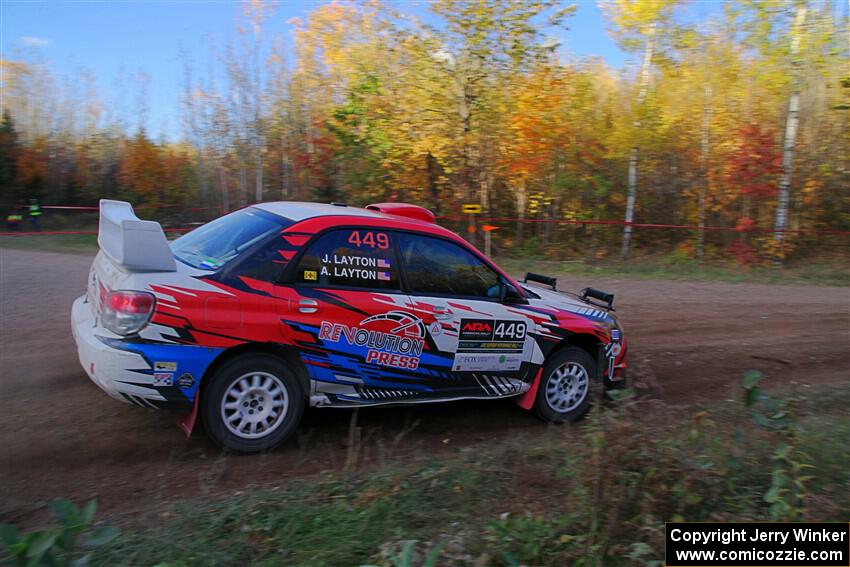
[[202, 354, 304, 453], [534, 347, 599, 424]]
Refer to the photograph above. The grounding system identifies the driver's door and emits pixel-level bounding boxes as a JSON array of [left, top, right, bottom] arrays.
[[394, 232, 536, 398]]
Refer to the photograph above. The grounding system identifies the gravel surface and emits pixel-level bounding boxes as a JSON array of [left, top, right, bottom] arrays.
[[1, 247, 847, 527]]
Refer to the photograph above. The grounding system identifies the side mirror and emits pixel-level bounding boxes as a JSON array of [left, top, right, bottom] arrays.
[[499, 281, 524, 304]]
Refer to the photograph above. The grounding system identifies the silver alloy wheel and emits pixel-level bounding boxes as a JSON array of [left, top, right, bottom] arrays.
[[220, 371, 289, 439], [544, 362, 589, 413]]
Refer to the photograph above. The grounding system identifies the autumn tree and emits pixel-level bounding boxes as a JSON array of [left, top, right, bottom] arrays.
[[0, 111, 20, 201], [601, 0, 682, 259], [430, 0, 575, 238]]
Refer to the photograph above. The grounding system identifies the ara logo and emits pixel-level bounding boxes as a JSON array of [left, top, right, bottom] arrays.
[[459, 318, 495, 340]]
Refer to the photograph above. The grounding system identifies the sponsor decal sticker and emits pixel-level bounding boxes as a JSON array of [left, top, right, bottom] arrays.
[[154, 361, 177, 372], [429, 321, 442, 336], [320, 253, 384, 267], [452, 353, 522, 372], [153, 372, 174, 387], [346, 230, 389, 249], [319, 311, 425, 370], [177, 373, 195, 389], [318, 252, 395, 282], [458, 319, 527, 353], [458, 319, 493, 340]]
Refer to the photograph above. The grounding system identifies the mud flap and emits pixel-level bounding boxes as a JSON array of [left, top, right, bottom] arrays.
[[174, 394, 200, 437], [515, 368, 543, 410]]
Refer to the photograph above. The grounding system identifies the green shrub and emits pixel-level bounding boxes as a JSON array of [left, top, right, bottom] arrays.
[[0, 499, 119, 567]]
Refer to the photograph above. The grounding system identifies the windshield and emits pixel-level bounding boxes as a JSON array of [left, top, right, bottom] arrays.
[[171, 207, 291, 270]]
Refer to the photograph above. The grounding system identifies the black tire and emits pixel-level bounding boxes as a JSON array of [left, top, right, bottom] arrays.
[[202, 353, 305, 453], [534, 346, 600, 424]]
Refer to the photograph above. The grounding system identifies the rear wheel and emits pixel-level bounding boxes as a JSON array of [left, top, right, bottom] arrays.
[[202, 354, 304, 453], [534, 347, 599, 423]]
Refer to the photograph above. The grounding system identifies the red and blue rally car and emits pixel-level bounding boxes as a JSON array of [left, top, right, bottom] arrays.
[[71, 200, 627, 452]]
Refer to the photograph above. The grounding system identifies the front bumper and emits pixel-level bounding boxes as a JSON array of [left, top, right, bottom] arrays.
[[602, 336, 628, 387]]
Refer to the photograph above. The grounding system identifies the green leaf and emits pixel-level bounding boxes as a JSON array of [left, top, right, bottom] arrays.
[[745, 386, 760, 407], [50, 498, 79, 528], [56, 529, 77, 553], [752, 413, 770, 428], [763, 484, 781, 503], [83, 526, 119, 547], [0, 523, 19, 548], [742, 370, 763, 390], [25, 529, 59, 559], [396, 540, 416, 567], [7, 541, 27, 559], [763, 397, 782, 414], [501, 550, 520, 567], [80, 500, 97, 526], [422, 542, 446, 567]]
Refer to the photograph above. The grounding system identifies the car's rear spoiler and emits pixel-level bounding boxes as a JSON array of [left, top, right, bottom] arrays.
[[98, 199, 176, 272]]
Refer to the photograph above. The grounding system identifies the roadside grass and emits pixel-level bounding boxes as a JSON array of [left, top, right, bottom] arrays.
[[0, 234, 98, 255], [81, 385, 850, 567], [498, 255, 850, 286]]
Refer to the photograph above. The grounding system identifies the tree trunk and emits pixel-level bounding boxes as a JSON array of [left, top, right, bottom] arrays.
[[699, 84, 712, 261], [238, 165, 248, 207], [218, 165, 229, 213], [254, 153, 263, 203], [459, 81, 476, 245], [515, 180, 527, 248], [774, 4, 808, 255], [620, 24, 656, 260], [280, 123, 292, 201], [198, 155, 209, 208], [426, 152, 440, 214]]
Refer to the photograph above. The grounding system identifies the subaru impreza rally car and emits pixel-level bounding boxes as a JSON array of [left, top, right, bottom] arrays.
[[72, 200, 627, 452]]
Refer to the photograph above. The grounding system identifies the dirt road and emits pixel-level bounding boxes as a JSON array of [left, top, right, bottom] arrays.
[[1, 248, 847, 527]]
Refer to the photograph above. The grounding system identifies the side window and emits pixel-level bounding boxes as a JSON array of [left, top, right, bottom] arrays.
[[236, 237, 289, 282], [396, 233, 501, 298], [294, 229, 398, 290]]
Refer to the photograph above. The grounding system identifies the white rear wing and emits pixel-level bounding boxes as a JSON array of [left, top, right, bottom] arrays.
[[98, 199, 176, 272]]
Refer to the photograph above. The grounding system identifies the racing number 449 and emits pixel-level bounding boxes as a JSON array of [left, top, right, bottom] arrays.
[[71, 200, 627, 452]]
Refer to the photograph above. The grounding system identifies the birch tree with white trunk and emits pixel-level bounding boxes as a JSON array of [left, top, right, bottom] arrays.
[[600, 0, 681, 259], [774, 3, 808, 253]]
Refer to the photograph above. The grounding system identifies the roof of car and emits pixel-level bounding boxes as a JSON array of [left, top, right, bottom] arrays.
[[254, 201, 385, 221], [257, 199, 474, 243]]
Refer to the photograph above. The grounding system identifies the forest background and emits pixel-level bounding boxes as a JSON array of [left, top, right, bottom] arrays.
[[1, 0, 848, 263]]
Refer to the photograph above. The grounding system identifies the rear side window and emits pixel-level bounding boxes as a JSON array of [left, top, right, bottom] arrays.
[[294, 229, 398, 290], [171, 207, 290, 270], [395, 233, 501, 298]]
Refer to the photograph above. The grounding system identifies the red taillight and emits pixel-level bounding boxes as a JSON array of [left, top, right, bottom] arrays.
[[107, 291, 154, 314], [102, 291, 155, 336]]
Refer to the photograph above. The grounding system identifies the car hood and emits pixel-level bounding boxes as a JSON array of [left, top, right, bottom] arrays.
[[520, 284, 617, 325]]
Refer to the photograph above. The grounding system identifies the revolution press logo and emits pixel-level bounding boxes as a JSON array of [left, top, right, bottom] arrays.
[[319, 311, 426, 370]]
